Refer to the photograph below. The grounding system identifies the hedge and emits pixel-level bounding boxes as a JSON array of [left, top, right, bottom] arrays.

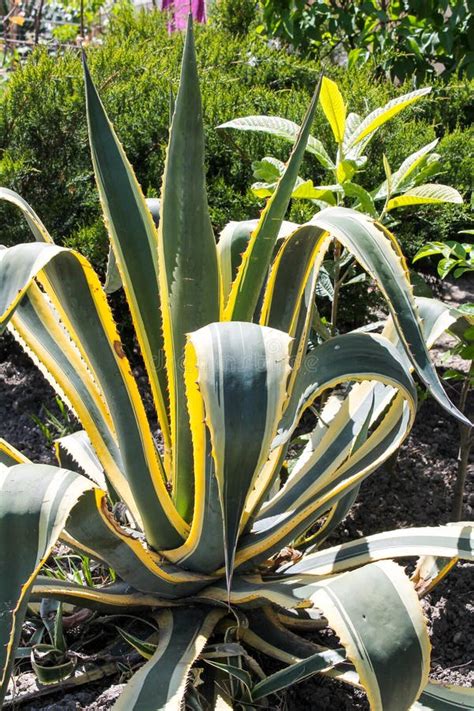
[[0, 3, 472, 274]]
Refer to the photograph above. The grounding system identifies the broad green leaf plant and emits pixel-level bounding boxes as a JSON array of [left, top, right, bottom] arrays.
[[219, 78, 464, 337], [219, 78, 463, 219], [1, 19, 473, 711], [257, 0, 474, 84]]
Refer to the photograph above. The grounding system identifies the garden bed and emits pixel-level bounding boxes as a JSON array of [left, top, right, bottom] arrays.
[[1, 278, 472, 710]]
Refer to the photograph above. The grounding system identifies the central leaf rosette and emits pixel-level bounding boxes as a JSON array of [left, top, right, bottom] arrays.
[[172, 322, 291, 584]]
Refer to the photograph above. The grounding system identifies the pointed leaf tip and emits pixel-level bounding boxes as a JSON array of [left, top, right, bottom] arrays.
[[81, 50, 91, 80]]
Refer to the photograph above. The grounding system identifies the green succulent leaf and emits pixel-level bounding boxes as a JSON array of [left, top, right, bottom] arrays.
[[104, 197, 161, 295], [0, 464, 93, 705], [0, 438, 30, 466], [251, 646, 344, 700], [184, 321, 291, 589], [413, 682, 474, 710], [114, 608, 224, 710], [224, 76, 322, 322], [83, 58, 171, 459], [54, 430, 107, 489], [158, 16, 220, 520], [0, 187, 53, 244], [287, 523, 473, 575], [217, 219, 298, 318], [204, 659, 253, 693], [30, 643, 76, 685], [0, 242, 186, 548], [117, 627, 158, 661], [30, 576, 174, 612], [8, 290, 117, 497], [65, 489, 210, 598], [308, 209, 469, 427]]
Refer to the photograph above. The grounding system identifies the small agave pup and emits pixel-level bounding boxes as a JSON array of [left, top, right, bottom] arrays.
[[0, 18, 473, 711]]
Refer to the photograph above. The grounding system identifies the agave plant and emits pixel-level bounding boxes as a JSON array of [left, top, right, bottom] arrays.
[[0, 19, 473, 711]]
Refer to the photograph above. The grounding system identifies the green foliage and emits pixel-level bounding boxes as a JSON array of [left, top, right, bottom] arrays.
[[399, 204, 473, 261], [208, 0, 259, 34], [413, 234, 472, 527], [414, 238, 474, 278], [225, 79, 463, 221], [63, 219, 109, 269], [437, 126, 474, 192], [221, 75, 470, 333], [30, 396, 75, 448], [0, 6, 316, 263], [0, 5, 471, 278], [0, 19, 473, 709], [258, 0, 474, 83]]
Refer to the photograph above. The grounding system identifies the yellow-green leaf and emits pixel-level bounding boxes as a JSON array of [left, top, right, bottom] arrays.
[[386, 184, 463, 211], [320, 77, 346, 145], [346, 87, 431, 149]]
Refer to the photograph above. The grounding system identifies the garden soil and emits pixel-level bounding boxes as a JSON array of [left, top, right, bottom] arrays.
[[1, 278, 472, 710]]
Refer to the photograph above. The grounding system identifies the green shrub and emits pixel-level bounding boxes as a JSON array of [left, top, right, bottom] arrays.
[[0, 4, 471, 276], [208, 0, 258, 35], [258, 0, 474, 84], [0, 5, 315, 266], [397, 126, 474, 262]]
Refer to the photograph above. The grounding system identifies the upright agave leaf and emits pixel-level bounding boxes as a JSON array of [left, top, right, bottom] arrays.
[[158, 15, 220, 521], [83, 57, 171, 462], [223, 76, 322, 322]]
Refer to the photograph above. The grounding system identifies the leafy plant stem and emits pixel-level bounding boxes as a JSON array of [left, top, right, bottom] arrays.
[[330, 240, 341, 336], [451, 361, 473, 521], [337, 259, 354, 288]]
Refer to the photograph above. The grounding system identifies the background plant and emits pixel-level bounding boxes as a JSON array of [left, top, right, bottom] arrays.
[[257, 0, 474, 83], [219, 76, 465, 333], [0, 4, 471, 279], [0, 17, 473, 710]]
